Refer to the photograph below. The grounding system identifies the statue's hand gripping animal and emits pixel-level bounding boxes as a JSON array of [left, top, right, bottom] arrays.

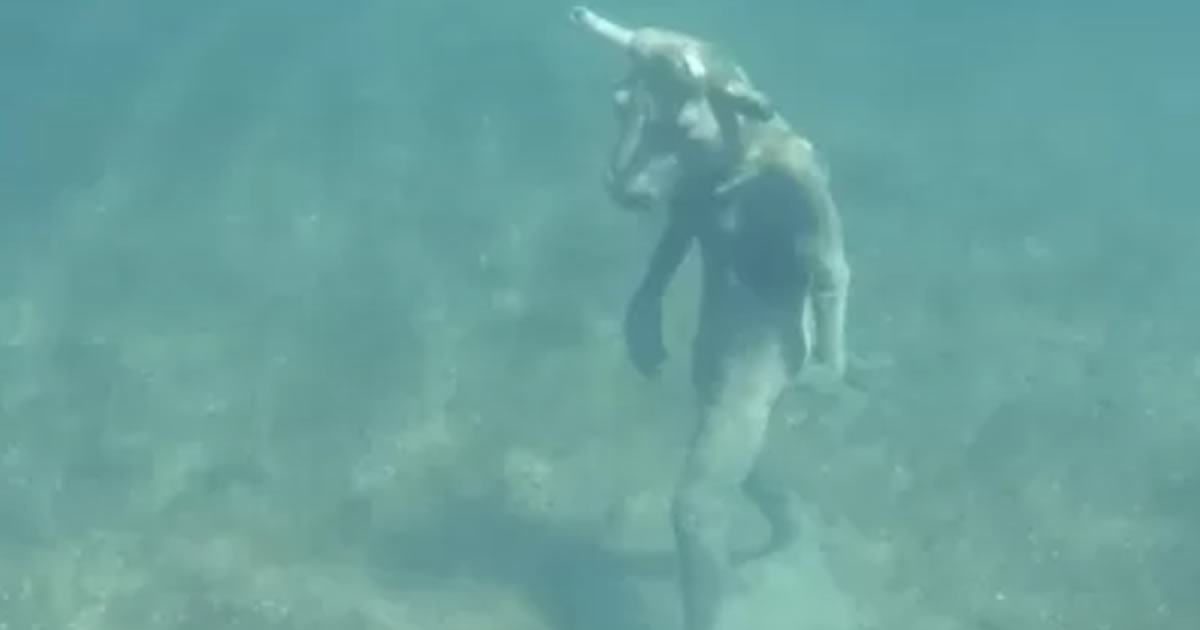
[[570, 6, 851, 388]]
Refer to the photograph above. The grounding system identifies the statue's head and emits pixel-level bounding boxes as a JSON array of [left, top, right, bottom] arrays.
[[603, 73, 686, 211]]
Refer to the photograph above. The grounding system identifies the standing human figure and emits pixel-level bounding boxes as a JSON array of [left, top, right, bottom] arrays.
[[571, 7, 853, 630]]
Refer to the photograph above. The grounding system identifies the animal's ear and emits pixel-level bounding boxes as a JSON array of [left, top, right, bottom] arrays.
[[626, 30, 707, 89], [711, 80, 774, 120]]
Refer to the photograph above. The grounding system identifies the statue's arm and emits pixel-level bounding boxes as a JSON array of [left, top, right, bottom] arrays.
[[794, 163, 851, 381]]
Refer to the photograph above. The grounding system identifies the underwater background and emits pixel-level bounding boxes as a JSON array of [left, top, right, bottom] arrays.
[[1, 0, 1197, 628]]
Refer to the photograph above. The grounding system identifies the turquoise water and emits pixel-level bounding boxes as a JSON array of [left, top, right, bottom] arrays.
[[1, 1, 1196, 628]]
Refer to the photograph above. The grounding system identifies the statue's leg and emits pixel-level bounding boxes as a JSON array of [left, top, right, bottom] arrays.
[[740, 295, 809, 560], [676, 289, 790, 630], [740, 462, 799, 559]]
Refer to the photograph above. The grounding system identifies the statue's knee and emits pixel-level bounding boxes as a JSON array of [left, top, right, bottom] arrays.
[[671, 478, 727, 539], [815, 256, 850, 293]]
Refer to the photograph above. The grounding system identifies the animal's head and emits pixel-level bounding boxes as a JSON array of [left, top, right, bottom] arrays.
[[571, 6, 774, 211]]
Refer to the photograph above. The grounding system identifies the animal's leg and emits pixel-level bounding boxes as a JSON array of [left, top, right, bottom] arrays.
[[674, 324, 789, 630]]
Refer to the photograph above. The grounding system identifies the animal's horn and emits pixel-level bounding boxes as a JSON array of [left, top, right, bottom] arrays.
[[569, 6, 634, 49]]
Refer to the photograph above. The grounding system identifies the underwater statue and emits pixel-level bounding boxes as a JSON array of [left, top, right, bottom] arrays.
[[571, 6, 854, 630]]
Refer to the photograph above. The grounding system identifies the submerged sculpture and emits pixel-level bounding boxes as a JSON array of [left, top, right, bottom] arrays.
[[571, 6, 854, 630]]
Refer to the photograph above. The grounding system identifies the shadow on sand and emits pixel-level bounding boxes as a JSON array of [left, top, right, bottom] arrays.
[[365, 493, 677, 630], [363, 490, 790, 630]]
